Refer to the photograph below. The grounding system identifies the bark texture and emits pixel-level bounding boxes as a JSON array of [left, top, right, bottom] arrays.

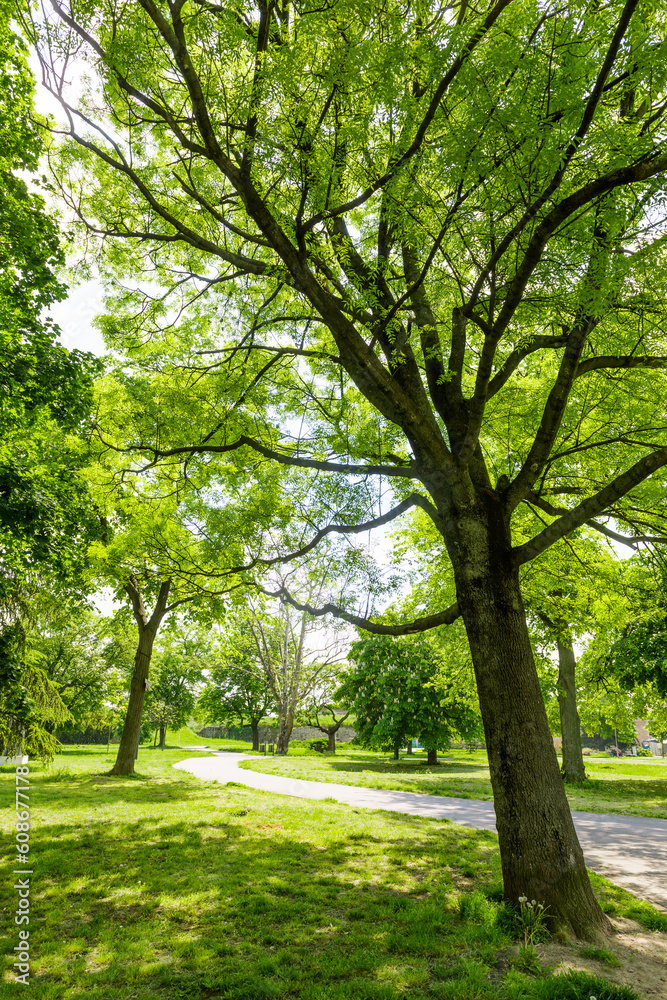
[[452, 528, 610, 940], [106, 577, 171, 776], [427, 748, 438, 765], [276, 710, 294, 754], [556, 632, 586, 783]]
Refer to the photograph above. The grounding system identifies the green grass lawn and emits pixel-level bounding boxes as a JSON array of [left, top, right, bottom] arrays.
[[240, 747, 667, 819], [1, 743, 658, 1000]]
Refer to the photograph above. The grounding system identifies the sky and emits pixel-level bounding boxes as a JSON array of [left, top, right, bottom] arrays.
[[50, 280, 107, 357]]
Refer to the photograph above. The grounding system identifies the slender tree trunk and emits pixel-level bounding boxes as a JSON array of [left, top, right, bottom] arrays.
[[107, 577, 171, 777], [159, 724, 166, 749], [451, 527, 611, 941], [406, 742, 413, 755], [556, 632, 586, 783], [107, 626, 157, 775], [250, 718, 260, 752], [427, 748, 438, 765], [393, 739, 400, 761], [327, 729, 336, 752]]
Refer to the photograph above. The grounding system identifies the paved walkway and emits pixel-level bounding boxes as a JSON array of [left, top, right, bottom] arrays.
[[174, 752, 667, 911]]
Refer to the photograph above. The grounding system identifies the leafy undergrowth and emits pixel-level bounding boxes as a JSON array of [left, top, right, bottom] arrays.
[[0, 747, 650, 1000], [240, 747, 667, 819]]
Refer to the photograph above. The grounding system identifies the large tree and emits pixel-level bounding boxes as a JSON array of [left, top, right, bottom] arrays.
[[26, 0, 667, 937]]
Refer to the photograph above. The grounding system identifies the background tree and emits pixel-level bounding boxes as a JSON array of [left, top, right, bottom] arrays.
[[301, 700, 350, 753], [581, 551, 667, 743], [525, 539, 632, 782], [228, 595, 345, 754], [0, 618, 71, 759], [0, 0, 97, 438], [338, 633, 482, 763], [145, 633, 203, 748], [27, 0, 667, 935], [603, 555, 667, 699], [29, 605, 112, 730], [82, 359, 309, 773], [198, 636, 274, 751]]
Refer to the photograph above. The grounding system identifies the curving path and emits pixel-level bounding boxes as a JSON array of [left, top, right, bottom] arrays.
[[174, 752, 667, 912]]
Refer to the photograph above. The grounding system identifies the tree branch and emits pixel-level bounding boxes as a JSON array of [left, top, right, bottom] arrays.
[[515, 447, 667, 565], [257, 585, 461, 635], [487, 334, 569, 397], [251, 493, 440, 567], [585, 520, 667, 548], [124, 574, 149, 629], [491, 150, 667, 341], [121, 433, 419, 479], [299, 0, 514, 233], [575, 355, 667, 378], [468, 0, 642, 312], [525, 492, 667, 548]]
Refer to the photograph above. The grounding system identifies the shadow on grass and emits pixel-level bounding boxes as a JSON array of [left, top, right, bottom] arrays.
[[2, 770, 506, 1000], [325, 756, 485, 776]]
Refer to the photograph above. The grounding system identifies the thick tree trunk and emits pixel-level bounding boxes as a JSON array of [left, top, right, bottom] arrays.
[[454, 547, 611, 941], [276, 710, 294, 754], [250, 718, 260, 752], [107, 577, 171, 777], [406, 742, 413, 754], [393, 739, 400, 761], [159, 723, 166, 749], [427, 748, 438, 765], [327, 730, 336, 752], [556, 633, 586, 783]]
